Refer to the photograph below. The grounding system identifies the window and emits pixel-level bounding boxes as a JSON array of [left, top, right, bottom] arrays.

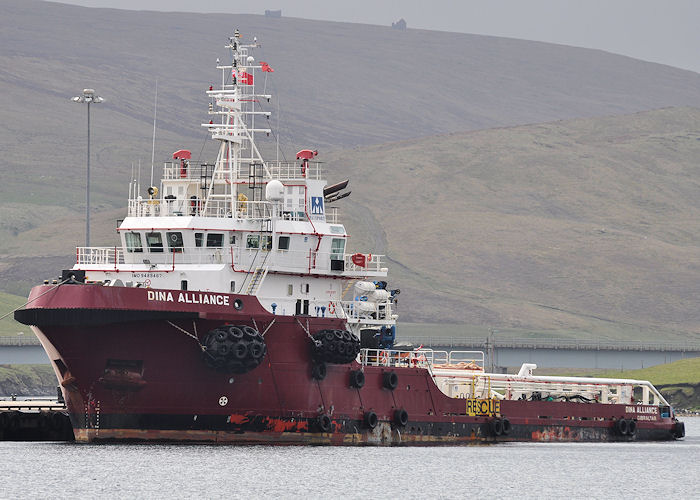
[[246, 234, 260, 249], [230, 281, 236, 293], [180, 280, 188, 290], [167, 232, 184, 253], [146, 232, 163, 252], [278, 236, 290, 250], [261, 235, 272, 251], [331, 238, 346, 260], [229, 233, 236, 245], [206, 233, 224, 248], [195, 233, 204, 247], [287, 284, 293, 296], [125, 232, 143, 253]]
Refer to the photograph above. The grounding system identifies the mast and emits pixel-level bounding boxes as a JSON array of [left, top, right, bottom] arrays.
[[202, 30, 272, 216]]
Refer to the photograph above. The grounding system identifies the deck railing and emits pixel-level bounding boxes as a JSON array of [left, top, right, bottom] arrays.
[[75, 245, 385, 277], [161, 160, 324, 182], [400, 336, 700, 353]]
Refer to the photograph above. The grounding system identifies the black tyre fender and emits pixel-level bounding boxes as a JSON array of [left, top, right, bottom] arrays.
[[616, 418, 629, 436], [232, 341, 248, 360], [227, 326, 244, 339], [241, 325, 259, 340], [383, 371, 398, 390], [501, 417, 512, 435], [673, 421, 685, 439], [490, 418, 504, 436], [394, 408, 408, 427], [316, 414, 331, 433], [349, 370, 365, 389], [364, 411, 378, 429], [627, 419, 637, 436], [311, 362, 327, 381], [249, 341, 265, 360]]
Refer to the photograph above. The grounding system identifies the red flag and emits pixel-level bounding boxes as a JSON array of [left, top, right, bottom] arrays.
[[241, 71, 254, 85], [260, 61, 275, 73]]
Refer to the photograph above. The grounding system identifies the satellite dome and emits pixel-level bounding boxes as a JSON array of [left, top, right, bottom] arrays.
[[265, 180, 284, 201]]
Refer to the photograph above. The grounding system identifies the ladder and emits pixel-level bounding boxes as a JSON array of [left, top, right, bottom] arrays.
[[246, 267, 269, 295]]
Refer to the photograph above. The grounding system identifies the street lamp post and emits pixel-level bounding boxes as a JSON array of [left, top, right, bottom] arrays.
[[72, 89, 103, 247]]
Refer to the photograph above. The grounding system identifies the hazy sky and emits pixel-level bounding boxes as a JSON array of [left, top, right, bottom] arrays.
[[58, 0, 700, 74]]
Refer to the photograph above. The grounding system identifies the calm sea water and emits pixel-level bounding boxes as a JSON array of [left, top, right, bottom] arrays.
[[1, 418, 698, 499]]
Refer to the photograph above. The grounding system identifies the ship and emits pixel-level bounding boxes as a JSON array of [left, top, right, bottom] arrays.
[[15, 32, 685, 444]]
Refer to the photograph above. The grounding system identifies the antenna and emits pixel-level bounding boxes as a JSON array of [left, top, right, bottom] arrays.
[[150, 80, 158, 187], [137, 159, 142, 196]]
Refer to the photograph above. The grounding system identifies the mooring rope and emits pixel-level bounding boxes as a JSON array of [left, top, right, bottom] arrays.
[[0, 278, 70, 322]]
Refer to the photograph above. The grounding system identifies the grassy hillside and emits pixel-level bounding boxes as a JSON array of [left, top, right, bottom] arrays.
[[0, 365, 56, 396], [591, 358, 700, 386], [3, 2, 700, 342], [331, 107, 700, 342], [0, 291, 33, 337]]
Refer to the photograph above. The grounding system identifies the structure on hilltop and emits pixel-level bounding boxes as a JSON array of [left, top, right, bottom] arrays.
[[392, 19, 407, 30], [265, 10, 282, 18]]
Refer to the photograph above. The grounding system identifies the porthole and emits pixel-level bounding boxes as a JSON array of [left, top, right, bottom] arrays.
[[233, 299, 243, 310]]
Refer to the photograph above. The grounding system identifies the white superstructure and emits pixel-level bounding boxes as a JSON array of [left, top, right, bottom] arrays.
[[73, 32, 397, 338]]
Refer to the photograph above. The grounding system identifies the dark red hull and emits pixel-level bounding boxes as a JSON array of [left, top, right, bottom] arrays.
[[17, 284, 683, 444]]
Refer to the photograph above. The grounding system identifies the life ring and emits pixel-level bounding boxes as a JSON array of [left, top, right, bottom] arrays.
[[328, 301, 336, 314]]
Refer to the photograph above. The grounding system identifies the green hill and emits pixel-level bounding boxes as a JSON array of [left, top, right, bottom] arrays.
[[331, 107, 700, 342], [2, 2, 700, 343], [0, 291, 33, 337], [592, 358, 700, 386]]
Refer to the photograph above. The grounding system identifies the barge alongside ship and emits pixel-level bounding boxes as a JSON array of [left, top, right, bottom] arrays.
[[15, 32, 684, 444]]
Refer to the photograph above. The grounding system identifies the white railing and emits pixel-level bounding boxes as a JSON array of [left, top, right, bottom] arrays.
[[341, 298, 394, 322], [75, 244, 386, 277], [161, 161, 324, 182], [342, 253, 385, 273], [77, 247, 125, 266], [431, 366, 670, 406], [77, 246, 228, 267], [127, 198, 274, 220], [360, 348, 432, 369]]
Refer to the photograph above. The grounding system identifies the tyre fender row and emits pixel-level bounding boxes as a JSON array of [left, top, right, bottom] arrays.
[[615, 418, 637, 436], [201, 325, 267, 375], [316, 409, 407, 432], [310, 365, 408, 431], [490, 417, 512, 437], [311, 365, 401, 393]]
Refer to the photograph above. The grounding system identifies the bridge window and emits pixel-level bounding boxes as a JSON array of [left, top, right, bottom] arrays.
[[146, 232, 164, 253], [167, 232, 184, 253], [207, 233, 224, 248], [125, 232, 143, 253], [278, 236, 290, 250], [331, 238, 345, 260], [229, 233, 236, 245], [261, 235, 272, 251], [195, 233, 204, 247], [246, 234, 260, 249]]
